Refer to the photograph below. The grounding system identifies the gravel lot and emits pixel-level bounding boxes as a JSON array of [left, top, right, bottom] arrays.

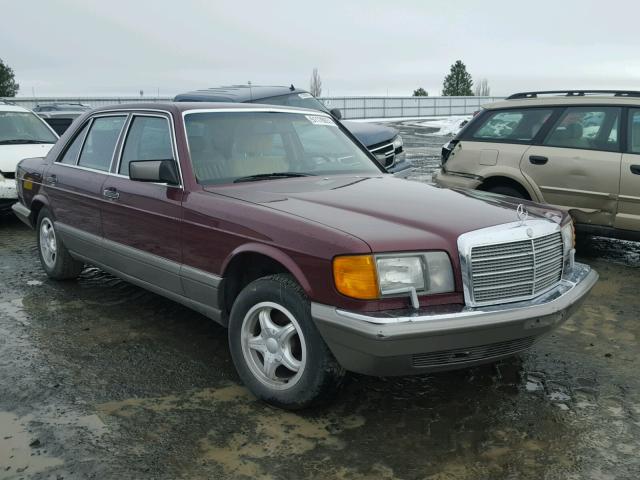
[[1, 123, 639, 480]]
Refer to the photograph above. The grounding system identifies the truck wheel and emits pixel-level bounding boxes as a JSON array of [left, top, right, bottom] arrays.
[[36, 208, 84, 280], [228, 273, 345, 409], [486, 185, 527, 199]]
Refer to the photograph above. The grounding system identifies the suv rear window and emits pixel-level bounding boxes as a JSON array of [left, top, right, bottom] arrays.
[[543, 107, 620, 152], [472, 109, 553, 142]]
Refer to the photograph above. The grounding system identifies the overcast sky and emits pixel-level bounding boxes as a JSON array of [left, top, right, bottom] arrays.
[[2, 0, 638, 98]]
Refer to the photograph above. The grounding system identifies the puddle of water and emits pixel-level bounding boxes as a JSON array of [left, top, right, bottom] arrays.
[[0, 411, 64, 477]]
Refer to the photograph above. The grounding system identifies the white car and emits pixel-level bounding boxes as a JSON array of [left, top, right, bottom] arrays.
[[1, 103, 58, 211]]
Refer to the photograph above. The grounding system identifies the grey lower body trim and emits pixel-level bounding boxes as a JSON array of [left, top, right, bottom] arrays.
[[55, 222, 225, 325], [311, 264, 597, 376], [180, 265, 224, 320], [11, 202, 32, 228]]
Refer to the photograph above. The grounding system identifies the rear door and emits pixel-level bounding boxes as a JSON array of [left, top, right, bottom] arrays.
[[45, 114, 127, 260], [617, 108, 640, 231], [522, 106, 622, 226], [451, 108, 554, 184], [100, 113, 184, 293]]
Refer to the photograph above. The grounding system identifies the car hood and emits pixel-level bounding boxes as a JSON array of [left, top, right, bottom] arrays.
[[206, 175, 564, 253], [0, 144, 55, 173], [341, 120, 398, 147]]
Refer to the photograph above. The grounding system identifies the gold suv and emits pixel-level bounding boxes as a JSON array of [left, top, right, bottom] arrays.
[[434, 90, 640, 241]]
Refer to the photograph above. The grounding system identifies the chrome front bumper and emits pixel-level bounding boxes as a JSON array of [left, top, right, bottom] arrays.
[[312, 263, 597, 376]]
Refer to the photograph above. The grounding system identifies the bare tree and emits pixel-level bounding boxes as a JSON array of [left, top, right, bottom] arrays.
[[474, 78, 491, 96], [310, 68, 322, 97]]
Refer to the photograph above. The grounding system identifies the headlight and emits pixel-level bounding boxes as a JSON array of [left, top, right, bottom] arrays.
[[561, 221, 575, 274], [377, 256, 425, 293], [392, 135, 403, 150], [377, 252, 454, 296], [333, 252, 454, 302]]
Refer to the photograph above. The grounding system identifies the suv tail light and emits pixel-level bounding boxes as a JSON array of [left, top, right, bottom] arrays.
[[441, 139, 458, 165]]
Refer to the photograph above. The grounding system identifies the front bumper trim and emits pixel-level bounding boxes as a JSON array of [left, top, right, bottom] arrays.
[[311, 263, 597, 375]]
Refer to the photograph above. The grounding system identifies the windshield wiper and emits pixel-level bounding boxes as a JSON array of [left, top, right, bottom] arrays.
[[233, 172, 313, 183], [0, 139, 53, 145]]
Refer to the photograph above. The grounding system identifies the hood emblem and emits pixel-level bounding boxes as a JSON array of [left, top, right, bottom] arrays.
[[517, 204, 529, 225]]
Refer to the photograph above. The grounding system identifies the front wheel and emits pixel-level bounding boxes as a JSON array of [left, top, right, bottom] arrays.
[[36, 208, 84, 280], [228, 274, 345, 409]]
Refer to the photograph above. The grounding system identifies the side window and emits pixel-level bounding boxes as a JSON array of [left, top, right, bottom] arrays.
[[472, 109, 553, 142], [78, 116, 126, 171], [119, 116, 173, 175], [544, 107, 620, 152], [628, 109, 640, 154], [59, 122, 90, 165]]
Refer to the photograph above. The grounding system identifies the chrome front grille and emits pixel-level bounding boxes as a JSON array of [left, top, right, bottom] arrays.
[[469, 231, 563, 305], [368, 141, 396, 167]]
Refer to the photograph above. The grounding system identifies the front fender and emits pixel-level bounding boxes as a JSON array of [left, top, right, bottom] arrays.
[[221, 243, 314, 296]]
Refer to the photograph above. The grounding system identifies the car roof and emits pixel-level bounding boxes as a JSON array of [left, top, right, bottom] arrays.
[[485, 96, 640, 110], [0, 103, 31, 113], [89, 102, 329, 116], [174, 85, 308, 103]]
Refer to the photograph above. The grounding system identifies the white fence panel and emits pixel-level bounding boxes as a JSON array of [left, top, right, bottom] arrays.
[[2, 96, 504, 119]]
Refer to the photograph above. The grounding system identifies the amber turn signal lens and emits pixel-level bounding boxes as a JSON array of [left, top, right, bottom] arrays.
[[333, 255, 379, 300]]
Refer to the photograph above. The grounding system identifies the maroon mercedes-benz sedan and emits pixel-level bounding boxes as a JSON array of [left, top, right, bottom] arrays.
[[12, 102, 597, 409]]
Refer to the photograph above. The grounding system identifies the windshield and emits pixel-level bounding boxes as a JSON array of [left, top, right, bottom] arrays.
[[0, 111, 58, 144], [184, 111, 380, 185], [253, 93, 330, 114]]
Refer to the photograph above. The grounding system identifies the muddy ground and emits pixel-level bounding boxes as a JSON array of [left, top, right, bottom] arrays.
[[1, 124, 639, 479]]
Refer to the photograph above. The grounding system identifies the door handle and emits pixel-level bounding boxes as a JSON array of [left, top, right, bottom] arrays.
[[529, 155, 549, 165], [45, 174, 57, 185], [103, 187, 120, 200], [631, 165, 640, 175]]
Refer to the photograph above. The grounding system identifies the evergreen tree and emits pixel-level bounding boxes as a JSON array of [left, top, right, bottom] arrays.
[[442, 60, 473, 96], [0, 58, 19, 97], [412, 87, 428, 96]]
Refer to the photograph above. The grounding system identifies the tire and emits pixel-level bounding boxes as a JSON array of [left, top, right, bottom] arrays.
[[486, 185, 527, 199], [228, 273, 345, 409], [36, 207, 84, 280]]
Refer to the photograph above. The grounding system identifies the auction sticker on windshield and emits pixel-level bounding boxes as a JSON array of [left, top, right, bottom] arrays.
[[306, 115, 336, 126]]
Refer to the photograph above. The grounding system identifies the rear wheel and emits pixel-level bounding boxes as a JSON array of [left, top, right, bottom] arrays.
[[228, 273, 345, 409], [486, 185, 527, 199], [36, 208, 84, 280]]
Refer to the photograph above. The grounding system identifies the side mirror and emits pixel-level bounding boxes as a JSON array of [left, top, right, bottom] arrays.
[[129, 159, 180, 185], [329, 108, 342, 120]]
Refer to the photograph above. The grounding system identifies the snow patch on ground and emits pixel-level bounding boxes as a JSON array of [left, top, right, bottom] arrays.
[[353, 115, 472, 137], [407, 116, 472, 136]]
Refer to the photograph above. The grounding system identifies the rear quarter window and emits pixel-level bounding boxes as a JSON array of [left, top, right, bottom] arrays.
[[471, 109, 553, 143], [77, 116, 126, 171]]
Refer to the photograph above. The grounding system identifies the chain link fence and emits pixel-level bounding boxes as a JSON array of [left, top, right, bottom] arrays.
[[2, 95, 504, 119]]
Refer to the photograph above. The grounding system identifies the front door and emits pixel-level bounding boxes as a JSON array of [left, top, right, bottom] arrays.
[[616, 108, 640, 231], [100, 113, 184, 294], [521, 106, 622, 226], [45, 115, 127, 260]]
